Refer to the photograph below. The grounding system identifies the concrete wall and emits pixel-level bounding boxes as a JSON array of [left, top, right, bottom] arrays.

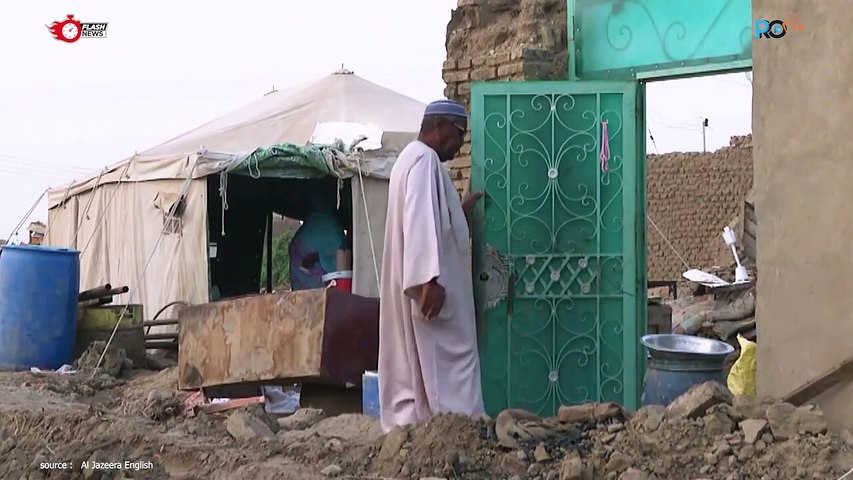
[[753, 0, 853, 429], [647, 136, 753, 280]]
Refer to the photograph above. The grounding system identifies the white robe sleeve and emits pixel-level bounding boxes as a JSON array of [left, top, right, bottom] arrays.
[[401, 153, 443, 295]]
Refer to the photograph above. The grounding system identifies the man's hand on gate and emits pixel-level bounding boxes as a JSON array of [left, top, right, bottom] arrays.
[[461, 190, 484, 217], [419, 278, 446, 320]]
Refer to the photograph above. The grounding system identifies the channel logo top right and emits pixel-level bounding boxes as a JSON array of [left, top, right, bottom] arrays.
[[754, 14, 804, 39]]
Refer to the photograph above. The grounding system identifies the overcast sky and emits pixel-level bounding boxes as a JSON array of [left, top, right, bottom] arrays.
[[0, 1, 752, 241]]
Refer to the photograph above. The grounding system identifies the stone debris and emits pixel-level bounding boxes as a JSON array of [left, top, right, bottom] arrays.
[[765, 402, 828, 440], [225, 411, 275, 442], [0, 367, 850, 480], [665, 381, 733, 419]]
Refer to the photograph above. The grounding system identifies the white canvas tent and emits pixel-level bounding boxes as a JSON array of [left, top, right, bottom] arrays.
[[46, 69, 426, 326]]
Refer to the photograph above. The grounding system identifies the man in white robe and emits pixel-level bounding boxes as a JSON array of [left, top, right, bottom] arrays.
[[378, 99, 486, 432]]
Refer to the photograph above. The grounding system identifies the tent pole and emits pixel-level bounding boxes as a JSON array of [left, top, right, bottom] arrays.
[[266, 210, 273, 293]]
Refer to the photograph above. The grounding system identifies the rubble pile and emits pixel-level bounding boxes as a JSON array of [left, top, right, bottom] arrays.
[[0, 364, 850, 479], [311, 382, 851, 480]]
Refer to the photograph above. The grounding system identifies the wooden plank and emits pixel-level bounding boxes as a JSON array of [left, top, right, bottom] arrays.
[[178, 290, 327, 390], [783, 354, 853, 406]]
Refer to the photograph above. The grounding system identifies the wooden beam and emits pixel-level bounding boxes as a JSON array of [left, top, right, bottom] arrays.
[[783, 355, 853, 406]]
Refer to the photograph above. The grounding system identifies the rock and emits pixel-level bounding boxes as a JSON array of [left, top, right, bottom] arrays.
[[225, 411, 275, 442], [534, 443, 552, 462], [320, 465, 342, 477], [619, 468, 649, 480], [739, 419, 767, 444], [704, 412, 734, 436], [666, 382, 733, 419], [713, 440, 732, 457], [378, 427, 408, 461], [732, 396, 775, 420], [842, 429, 853, 446], [146, 389, 171, 403], [737, 444, 755, 461], [608, 423, 625, 433], [605, 452, 631, 474], [631, 405, 666, 432], [558, 402, 627, 423], [560, 455, 584, 480], [246, 404, 279, 434], [765, 403, 828, 440], [708, 403, 744, 422], [325, 438, 343, 453], [276, 408, 325, 431]]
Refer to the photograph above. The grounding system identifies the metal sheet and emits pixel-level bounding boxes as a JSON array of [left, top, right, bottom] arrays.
[[178, 290, 327, 390], [178, 288, 380, 391]]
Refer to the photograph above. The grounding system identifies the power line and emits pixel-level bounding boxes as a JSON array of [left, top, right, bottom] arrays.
[[0, 155, 92, 175], [0, 166, 80, 183], [0, 165, 90, 182]]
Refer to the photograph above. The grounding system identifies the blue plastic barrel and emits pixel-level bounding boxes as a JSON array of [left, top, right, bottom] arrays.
[[640, 334, 734, 407], [0, 245, 80, 370], [362, 370, 380, 417]]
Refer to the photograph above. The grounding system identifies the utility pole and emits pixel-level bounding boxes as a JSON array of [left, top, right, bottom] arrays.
[[702, 118, 709, 153]]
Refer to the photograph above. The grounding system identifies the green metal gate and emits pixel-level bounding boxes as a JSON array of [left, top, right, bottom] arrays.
[[471, 81, 645, 416]]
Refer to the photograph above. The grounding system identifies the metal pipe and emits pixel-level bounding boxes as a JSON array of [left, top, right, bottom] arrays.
[[78, 296, 112, 308], [145, 333, 177, 341], [101, 286, 129, 297], [142, 318, 178, 327], [78, 283, 112, 301]]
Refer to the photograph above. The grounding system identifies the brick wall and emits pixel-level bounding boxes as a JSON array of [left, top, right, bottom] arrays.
[[646, 135, 754, 280], [443, 1, 753, 279], [443, 0, 568, 195]]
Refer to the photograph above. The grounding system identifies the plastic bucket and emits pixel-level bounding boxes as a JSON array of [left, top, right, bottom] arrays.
[[321, 270, 353, 293]]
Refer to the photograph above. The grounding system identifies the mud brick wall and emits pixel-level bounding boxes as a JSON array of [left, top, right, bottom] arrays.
[[443, 0, 568, 196], [443, 1, 752, 280], [646, 135, 754, 280]]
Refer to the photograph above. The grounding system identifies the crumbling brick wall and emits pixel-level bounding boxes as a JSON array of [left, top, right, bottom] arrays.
[[443, 1, 753, 280], [646, 135, 754, 280], [443, 0, 568, 196]]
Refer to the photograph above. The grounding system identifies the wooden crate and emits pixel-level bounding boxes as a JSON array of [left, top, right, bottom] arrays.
[[178, 289, 379, 391]]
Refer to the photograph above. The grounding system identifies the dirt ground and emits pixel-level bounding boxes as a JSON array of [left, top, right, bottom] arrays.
[[0, 360, 852, 480]]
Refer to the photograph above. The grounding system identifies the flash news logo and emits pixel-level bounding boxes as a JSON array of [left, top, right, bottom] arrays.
[[47, 15, 108, 43]]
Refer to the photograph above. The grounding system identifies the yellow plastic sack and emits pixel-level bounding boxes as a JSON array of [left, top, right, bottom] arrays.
[[727, 334, 757, 397]]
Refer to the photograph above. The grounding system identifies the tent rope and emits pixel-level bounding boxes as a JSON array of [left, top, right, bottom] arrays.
[[90, 158, 200, 378], [4, 188, 48, 245], [80, 159, 135, 255], [356, 157, 381, 291], [70, 168, 106, 246]]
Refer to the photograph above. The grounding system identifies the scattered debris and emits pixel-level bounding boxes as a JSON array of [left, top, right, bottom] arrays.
[[75, 341, 129, 377], [0, 367, 850, 479]]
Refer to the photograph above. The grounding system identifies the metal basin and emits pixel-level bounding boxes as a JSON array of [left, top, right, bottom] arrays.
[[641, 334, 734, 362]]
